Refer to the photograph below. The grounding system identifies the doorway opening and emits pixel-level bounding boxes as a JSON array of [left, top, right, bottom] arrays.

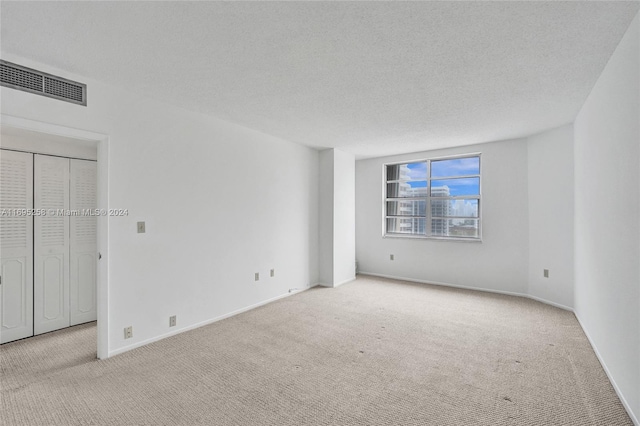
[[0, 116, 108, 359]]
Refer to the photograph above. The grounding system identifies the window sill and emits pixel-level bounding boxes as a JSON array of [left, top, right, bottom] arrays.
[[383, 234, 483, 243]]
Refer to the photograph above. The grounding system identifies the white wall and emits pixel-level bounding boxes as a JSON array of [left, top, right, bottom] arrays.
[[574, 13, 639, 423], [1, 53, 320, 356], [356, 139, 530, 294], [319, 150, 334, 285], [318, 148, 356, 287], [527, 125, 574, 309], [332, 149, 356, 286]]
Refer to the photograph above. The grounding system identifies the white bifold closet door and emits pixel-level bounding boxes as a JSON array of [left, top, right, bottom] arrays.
[[34, 154, 70, 335], [0, 150, 34, 344], [34, 155, 97, 335], [69, 159, 97, 326]]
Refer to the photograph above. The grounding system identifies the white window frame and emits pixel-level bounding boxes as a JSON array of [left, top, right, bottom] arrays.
[[382, 152, 482, 241]]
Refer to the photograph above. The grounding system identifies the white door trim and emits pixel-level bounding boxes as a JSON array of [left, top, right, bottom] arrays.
[[1, 114, 109, 359]]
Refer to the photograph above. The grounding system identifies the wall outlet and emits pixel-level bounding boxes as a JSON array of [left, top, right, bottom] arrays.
[[169, 315, 176, 327], [124, 326, 133, 339], [255, 272, 260, 281], [137, 221, 146, 233], [390, 254, 394, 261], [270, 269, 275, 277], [543, 269, 549, 278]]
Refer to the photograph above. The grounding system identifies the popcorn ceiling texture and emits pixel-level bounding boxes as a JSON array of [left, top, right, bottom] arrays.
[[0, 2, 638, 158], [0, 276, 631, 425]]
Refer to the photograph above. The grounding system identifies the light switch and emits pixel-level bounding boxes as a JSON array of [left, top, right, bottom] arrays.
[[137, 221, 146, 233]]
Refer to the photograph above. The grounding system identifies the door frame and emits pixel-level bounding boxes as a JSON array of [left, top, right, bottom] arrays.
[[1, 114, 109, 359]]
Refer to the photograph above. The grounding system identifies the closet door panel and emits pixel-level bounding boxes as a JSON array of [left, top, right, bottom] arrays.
[[34, 155, 70, 335], [70, 159, 97, 326], [0, 150, 34, 344]]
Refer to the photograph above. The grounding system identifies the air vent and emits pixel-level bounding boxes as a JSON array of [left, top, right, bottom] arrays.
[[0, 60, 86, 106]]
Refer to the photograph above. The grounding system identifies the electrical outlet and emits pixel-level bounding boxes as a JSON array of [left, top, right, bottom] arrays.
[[390, 254, 395, 261], [137, 221, 146, 233], [169, 315, 176, 327], [255, 272, 260, 281], [124, 326, 133, 339], [544, 269, 549, 278], [270, 269, 275, 277]]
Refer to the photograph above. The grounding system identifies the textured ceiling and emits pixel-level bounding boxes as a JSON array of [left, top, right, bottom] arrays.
[[1, 1, 638, 159]]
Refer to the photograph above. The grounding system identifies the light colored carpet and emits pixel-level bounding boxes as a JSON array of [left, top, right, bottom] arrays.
[[0, 275, 631, 425]]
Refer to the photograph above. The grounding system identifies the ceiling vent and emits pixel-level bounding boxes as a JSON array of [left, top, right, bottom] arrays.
[[0, 60, 86, 106]]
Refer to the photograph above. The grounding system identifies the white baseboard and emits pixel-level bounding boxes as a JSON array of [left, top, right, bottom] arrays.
[[358, 271, 635, 424], [573, 312, 639, 426], [108, 284, 317, 358], [358, 271, 528, 302], [525, 293, 573, 312], [334, 276, 356, 288], [358, 271, 573, 311], [317, 276, 356, 288]]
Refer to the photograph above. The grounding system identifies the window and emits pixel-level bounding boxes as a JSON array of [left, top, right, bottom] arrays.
[[384, 154, 481, 240]]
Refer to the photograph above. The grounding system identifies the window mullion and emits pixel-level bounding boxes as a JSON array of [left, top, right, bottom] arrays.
[[426, 159, 432, 237]]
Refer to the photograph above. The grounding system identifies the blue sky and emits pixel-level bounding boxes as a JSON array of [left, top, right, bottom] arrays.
[[431, 157, 479, 177]]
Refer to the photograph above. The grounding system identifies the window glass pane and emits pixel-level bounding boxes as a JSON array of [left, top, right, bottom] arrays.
[[430, 178, 480, 197], [387, 181, 427, 198], [431, 219, 480, 238], [386, 217, 426, 235], [431, 157, 479, 178], [430, 199, 478, 218], [386, 164, 402, 181], [387, 162, 427, 181], [386, 164, 400, 181], [387, 200, 427, 216]]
